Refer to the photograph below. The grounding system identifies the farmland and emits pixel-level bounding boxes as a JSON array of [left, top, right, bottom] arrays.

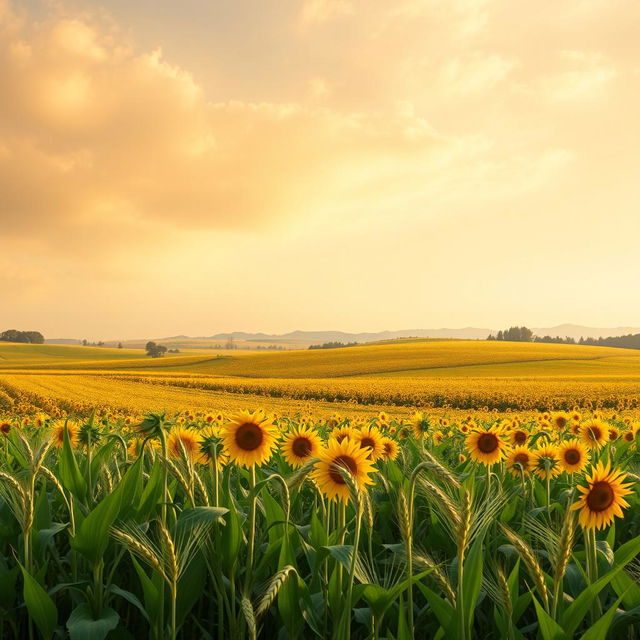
[[1, 340, 640, 416], [2, 339, 640, 639]]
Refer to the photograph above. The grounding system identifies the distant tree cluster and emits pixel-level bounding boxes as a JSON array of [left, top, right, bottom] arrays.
[[0, 329, 44, 344], [487, 327, 533, 342], [308, 341, 359, 350], [145, 341, 167, 357], [81, 339, 105, 347], [488, 327, 640, 350]]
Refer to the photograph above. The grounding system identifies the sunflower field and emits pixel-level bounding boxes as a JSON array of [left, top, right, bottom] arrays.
[[0, 407, 640, 639]]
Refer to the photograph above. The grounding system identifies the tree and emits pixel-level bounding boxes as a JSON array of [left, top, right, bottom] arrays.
[[0, 329, 44, 344], [117, 342, 123, 349], [145, 341, 167, 358]]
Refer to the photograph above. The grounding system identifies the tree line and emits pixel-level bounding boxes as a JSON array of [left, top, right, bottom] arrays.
[[308, 341, 359, 350], [0, 329, 45, 344], [488, 326, 640, 350]]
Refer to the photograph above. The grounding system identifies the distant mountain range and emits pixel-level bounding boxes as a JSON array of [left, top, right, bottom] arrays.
[[45, 324, 640, 346]]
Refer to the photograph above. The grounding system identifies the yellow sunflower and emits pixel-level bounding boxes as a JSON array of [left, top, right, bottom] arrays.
[[412, 412, 431, 439], [465, 426, 508, 466], [506, 446, 534, 476], [352, 425, 385, 460], [580, 420, 609, 449], [0, 421, 11, 435], [221, 410, 279, 468], [51, 421, 79, 448], [330, 425, 354, 444], [608, 426, 620, 442], [311, 438, 376, 502], [571, 462, 634, 530], [281, 425, 323, 468], [532, 445, 561, 479], [510, 429, 529, 446], [557, 439, 590, 474], [552, 412, 570, 431], [380, 437, 399, 461], [167, 427, 200, 462]]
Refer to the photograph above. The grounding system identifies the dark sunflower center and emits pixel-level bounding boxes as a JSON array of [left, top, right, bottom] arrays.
[[329, 455, 358, 485], [564, 449, 581, 465], [0, 424, 10, 434], [384, 443, 393, 454], [477, 433, 499, 454], [588, 427, 601, 441], [556, 417, 567, 428], [360, 437, 375, 450], [292, 437, 312, 458], [513, 453, 529, 466], [235, 423, 264, 451], [514, 431, 527, 444], [586, 481, 615, 512]]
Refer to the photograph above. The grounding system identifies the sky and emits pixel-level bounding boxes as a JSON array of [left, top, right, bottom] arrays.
[[1, 0, 639, 340]]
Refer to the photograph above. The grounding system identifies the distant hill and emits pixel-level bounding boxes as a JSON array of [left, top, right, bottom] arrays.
[[45, 324, 640, 348], [530, 325, 640, 340]]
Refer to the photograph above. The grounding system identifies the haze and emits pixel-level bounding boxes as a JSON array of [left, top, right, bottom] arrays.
[[1, 0, 639, 340]]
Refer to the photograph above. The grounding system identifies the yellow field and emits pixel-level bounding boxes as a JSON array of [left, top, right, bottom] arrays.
[[2, 339, 640, 416]]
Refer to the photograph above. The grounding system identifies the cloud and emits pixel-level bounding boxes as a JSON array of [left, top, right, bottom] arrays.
[[0, 0, 446, 249]]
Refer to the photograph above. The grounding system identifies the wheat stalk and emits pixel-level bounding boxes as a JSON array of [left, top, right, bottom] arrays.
[[255, 566, 297, 617], [501, 524, 549, 610]]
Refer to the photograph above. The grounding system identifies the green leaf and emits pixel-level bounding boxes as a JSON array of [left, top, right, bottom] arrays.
[[533, 596, 569, 640], [71, 457, 141, 565], [66, 603, 119, 640], [462, 535, 484, 637], [561, 532, 640, 635], [579, 593, 624, 640], [177, 506, 228, 528], [58, 423, 87, 502], [416, 583, 457, 637], [20, 563, 58, 640]]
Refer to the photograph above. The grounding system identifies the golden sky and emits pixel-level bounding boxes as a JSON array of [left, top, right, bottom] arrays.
[[1, 0, 639, 339]]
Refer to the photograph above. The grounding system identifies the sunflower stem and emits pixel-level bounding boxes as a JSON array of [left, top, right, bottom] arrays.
[[244, 466, 257, 594]]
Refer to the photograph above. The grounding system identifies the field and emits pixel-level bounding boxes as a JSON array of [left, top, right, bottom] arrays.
[[2, 340, 640, 639], [2, 340, 640, 417]]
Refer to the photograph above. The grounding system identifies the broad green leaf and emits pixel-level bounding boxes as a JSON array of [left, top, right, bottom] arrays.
[[20, 563, 58, 640], [66, 603, 119, 640], [71, 457, 141, 565]]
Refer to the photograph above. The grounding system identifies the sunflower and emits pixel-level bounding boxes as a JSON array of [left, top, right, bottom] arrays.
[[281, 425, 323, 468], [465, 426, 508, 466], [197, 426, 228, 467], [510, 429, 529, 446], [330, 425, 354, 444], [557, 439, 590, 474], [571, 462, 634, 530], [51, 421, 79, 448], [167, 427, 200, 462], [458, 454, 467, 463], [532, 445, 561, 479], [221, 410, 279, 468], [412, 412, 430, 439], [608, 426, 620, 442], [580, 420, 609, 449], [0, 421, 11, 435], [379, 437, 399, 461], [506, 446, 534, 476], [552, 412, 570, 431], [352, 425, 385, 460], [433, 430, 444, 445], [311, 438, 376, 502]]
